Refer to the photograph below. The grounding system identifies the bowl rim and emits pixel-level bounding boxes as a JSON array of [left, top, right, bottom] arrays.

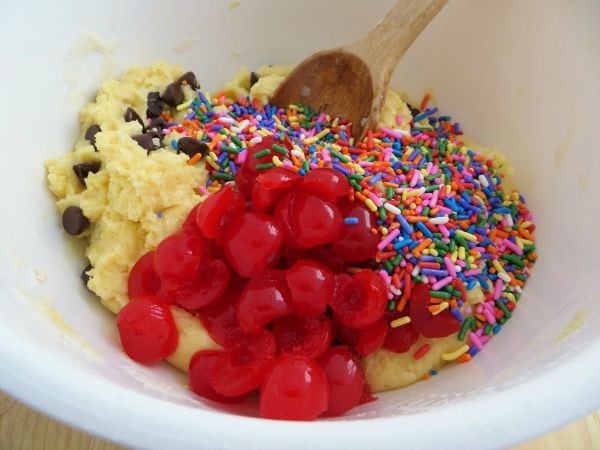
[[1, 322, 598, 449]]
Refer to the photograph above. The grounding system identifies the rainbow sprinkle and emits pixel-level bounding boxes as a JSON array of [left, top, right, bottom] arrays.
[[158, 86, 537, 363]]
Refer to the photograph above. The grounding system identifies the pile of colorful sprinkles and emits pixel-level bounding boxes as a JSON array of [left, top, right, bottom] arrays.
[[160, 86, 537, 368]]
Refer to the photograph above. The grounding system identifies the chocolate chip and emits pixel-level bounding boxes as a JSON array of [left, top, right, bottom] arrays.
[[147, 116, 167, 131], [362, 260, 381, 271], [147, 129, 163, 139], [81, 263, 92, 286], [133, 133, 161, 152], [177, 71, 199, 90], [147, 129, 163, 146], [177, 137, 209, 158], [124, 107, 145, 131], [146, 92, 164, 118], [72, 161, 101, 185], [161, 83, 184, 107], [85, 124, 101, 150], [407, 104, 421, 118], [250, 71, 260, 88], [62, 206, 90, 236]]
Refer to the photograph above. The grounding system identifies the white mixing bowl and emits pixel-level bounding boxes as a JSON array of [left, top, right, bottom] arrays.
[[1, 0, 599, 448]]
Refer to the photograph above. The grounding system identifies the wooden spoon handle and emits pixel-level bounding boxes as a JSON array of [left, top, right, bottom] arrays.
[[345, 0, 447, 80]]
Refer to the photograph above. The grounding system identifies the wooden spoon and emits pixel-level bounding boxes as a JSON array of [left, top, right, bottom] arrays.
[[270, 0, 447, 139]]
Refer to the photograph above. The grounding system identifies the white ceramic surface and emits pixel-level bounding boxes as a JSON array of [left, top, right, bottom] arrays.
[[1, 0, 599, 448]]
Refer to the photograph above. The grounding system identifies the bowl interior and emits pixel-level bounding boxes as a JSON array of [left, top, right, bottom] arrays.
[[1, 0, 599, 448]]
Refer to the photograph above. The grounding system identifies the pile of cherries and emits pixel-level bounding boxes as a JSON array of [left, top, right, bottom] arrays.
[[116, 135, 459, 420]]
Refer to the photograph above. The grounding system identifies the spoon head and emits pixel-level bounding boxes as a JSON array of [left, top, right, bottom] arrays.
[[270, 50, 374, 139]]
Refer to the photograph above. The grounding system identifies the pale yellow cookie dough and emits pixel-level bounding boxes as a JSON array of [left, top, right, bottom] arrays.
[[45, 62, 215, 370], [46, 62, 511, 388], [363, 286, 485, 392]]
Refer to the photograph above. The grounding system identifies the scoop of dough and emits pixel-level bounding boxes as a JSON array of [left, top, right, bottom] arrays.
[[45, 62, 206, 314]]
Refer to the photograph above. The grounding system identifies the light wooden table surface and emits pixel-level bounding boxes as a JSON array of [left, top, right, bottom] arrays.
[[0, 392, 598, 450]]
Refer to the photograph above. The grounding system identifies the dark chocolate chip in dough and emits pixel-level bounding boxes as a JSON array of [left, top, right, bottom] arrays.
[[147, 116, 167, 131], [146, 92, 164, 118], [85, 124, 101, 150], [250, 71, 260, 88], [146, 129, 163, 139], [362, 259, 381, 271], [62, 206, 90, 236], [133, 133, 161, 152], [72, 161, 101, 185], [177, 71, 200, 90], [161, 83, 184, 107], [407, 105, 421, 118], [146, 129, 163, 145], [124, 107, 146, 131], [177, 137, 209, 158], [81, 263, 92, 286]]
